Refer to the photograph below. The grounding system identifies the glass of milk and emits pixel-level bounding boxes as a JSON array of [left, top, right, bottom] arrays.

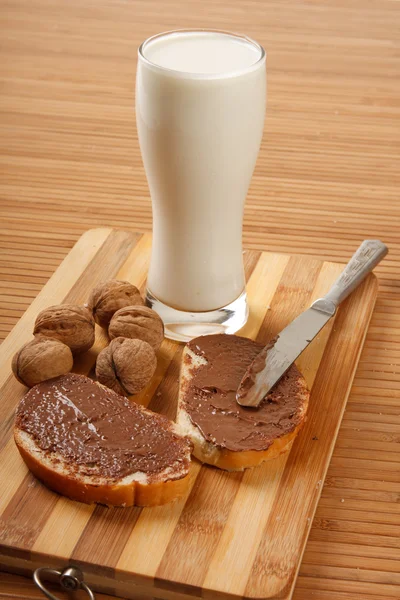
[[136, 29, 266, 342]]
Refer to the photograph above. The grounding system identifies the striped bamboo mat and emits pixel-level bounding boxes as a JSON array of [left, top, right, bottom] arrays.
[[0, 0, 399, 598]]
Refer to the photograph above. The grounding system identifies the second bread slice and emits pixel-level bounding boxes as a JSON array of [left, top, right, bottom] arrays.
[[177, 334, 310, 471]]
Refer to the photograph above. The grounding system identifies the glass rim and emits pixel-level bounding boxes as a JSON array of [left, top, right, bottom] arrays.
[[138, 28, 266, 80]]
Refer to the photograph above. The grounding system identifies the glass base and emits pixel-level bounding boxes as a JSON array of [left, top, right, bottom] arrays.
[[146, 289, 249, 343]]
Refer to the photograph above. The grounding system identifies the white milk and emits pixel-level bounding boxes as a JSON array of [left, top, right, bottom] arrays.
[[136, 31, 266, 312]]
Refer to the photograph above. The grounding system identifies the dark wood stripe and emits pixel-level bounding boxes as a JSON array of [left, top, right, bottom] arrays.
[[148, 346, 183, 419], [244, 276, 378, 599], [256, 255, 323, 343], [62, 230, 142, 304], [244, 249, 262, 283], [0, 475, 56, 549], [0, 230, 141, 550], [0, 378, 23, 454], [72, 505, 142, 572]]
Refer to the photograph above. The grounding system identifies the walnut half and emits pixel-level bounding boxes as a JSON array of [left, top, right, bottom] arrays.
[[96, 337, 157, 396]]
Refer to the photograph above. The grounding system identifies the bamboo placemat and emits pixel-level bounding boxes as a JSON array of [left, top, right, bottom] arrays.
[[0, 0, 399, 598]]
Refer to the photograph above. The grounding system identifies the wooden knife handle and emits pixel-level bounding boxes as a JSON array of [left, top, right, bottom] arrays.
[[324, 240, 388, 307]]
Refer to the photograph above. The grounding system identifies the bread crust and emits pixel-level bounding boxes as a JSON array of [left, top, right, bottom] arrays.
[[15, 430, 191, 506], [177, 345, 309, 471]]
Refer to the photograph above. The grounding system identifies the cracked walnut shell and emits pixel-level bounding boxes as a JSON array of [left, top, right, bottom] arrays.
[[87, 280, 144, 328], [33, 304, 95, 354], [108, 306, 164, 351], [96, 337, 157, 396], [12, 337, 74, 387]]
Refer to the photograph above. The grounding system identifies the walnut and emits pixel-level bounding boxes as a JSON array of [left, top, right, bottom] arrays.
[[87, 280, 144, 328], [96, 337, 156, 396], [108, 306, 164, 351], [12, 337, 73, 387], [33, 304, 95, 354]]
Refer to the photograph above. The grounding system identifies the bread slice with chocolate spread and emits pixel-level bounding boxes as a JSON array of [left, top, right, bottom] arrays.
[[14, 373, 192, 506], [177, 334, 310, 471]]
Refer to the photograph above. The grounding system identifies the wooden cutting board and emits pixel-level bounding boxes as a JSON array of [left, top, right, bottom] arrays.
[[0, 228, 378, 600]]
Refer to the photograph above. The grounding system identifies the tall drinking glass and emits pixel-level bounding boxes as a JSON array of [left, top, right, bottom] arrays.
[[136, 29, 266, 341]]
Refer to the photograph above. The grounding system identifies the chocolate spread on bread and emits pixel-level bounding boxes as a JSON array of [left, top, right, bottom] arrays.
[[183, 334, 306, 452], [16, 373, 191, 480]]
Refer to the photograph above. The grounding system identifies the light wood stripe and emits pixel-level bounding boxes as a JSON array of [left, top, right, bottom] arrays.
[[116, 233, 152, 283], [295, 261, 343, 389], [33, 498, 93, 557], [0, 439, 28, 514]]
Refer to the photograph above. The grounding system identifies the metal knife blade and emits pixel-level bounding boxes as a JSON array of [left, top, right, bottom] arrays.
[[236, 239, 388, 408], [236, 300, 335, 407]]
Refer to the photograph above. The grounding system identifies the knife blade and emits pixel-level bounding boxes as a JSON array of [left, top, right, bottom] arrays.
[[236, 239, 388, 407], [235, 299, 335, 407]]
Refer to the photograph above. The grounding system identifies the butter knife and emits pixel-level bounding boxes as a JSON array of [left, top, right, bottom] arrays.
[[236, 240, 388, 407]]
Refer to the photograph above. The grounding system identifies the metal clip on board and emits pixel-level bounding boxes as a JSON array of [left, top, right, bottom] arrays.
[[33, 566, 95, 600]]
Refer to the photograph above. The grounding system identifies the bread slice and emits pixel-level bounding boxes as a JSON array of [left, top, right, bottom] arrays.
[[177, 335, 310, 471], [14, 374, 192, 507]]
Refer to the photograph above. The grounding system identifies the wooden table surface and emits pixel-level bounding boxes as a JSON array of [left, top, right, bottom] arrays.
[[0, 1, 399, 599]]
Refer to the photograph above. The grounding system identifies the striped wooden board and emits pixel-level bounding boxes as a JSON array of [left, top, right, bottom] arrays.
[[0, 228, 378, 600]]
